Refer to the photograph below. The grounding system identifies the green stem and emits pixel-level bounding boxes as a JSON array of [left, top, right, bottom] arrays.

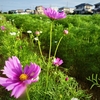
[[48, 22, 53, 62], [19, 27, 23, 39], [46, 22, 53, 90], [54, 36, 63, 57], [26, 89, 30, 100], [38, 39, 47, 65]]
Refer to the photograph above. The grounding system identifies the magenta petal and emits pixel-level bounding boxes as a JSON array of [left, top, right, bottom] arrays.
[[23, 65, 29, 74], [25, 63, 36, 75], [59, 60, 63, 65], [25, 77, 39, 84], [24, 79, 32, 84], [11, 83, 26, 98], [9, 56, 22, 74], [3, 65, 18, 79], [3, 56, 22, 79], [44, 8, 66, 20], [0, 77, 20, 90], [0, 77, 10, 86], [26, 63, 41, 78], [6, 82, 20, 91], [31, 66, 41, 78]]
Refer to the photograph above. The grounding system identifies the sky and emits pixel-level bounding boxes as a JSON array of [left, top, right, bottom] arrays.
[[0, 0, 100, 12]]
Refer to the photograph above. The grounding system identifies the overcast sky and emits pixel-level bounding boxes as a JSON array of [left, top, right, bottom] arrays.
[[0, 0, 99, 12]]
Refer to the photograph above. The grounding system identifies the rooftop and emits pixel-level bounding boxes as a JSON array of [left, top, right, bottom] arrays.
[[94, 2, 100, 5], [75, 3, 93, 7]]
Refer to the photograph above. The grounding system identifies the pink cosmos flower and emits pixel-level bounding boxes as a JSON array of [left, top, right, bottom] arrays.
[[53, 57, 63, 66], [0, 56, 41, 98], [44, 8, 66, 20], [64, 30, 68, 35], [1, 26, 6, 31]]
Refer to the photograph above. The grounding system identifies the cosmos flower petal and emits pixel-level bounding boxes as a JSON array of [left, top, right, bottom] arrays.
[[6, 82, 20, 91], [44, 8, 66, 20], [58, 59, 63, 65], [9, 56, 22, 73], [3, 56, 22, 79], [24, 64, 34, 75], [24, 80, 32, 84], [8, 56, 22, 69], [23, 65, 29, 74], [25, 63, 41, 78], [31, 66, 41, 78], [11, 83, 26, 98], [0, 77, 19, 89], [0, 77, 11, 87], [2, 66, 17, 79], [30, 63, 41, 78], [32, 76, 39, 83]]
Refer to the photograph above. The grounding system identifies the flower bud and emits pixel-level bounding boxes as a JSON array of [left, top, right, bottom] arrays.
[[35, 31, 40, 36], [64, 30, 68, 34], [65, 77, 69, 81]]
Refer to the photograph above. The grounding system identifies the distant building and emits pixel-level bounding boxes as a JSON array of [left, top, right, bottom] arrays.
[[25, 8, 34, 14], [8, 10, 17, 14], [93, 2, 100, 13], [8, 9, 34, 14], [58, 7, 74, 14], [34, 6, 44, 14], [16, 9, 24, 13], [8, 9, 24, 14], [0, 10, 2, 13], [74, 3, 93, 14]]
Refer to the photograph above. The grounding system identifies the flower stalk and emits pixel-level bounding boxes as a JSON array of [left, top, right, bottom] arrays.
[[54, 35, 64, 57], [46, 22, 53, 89], [48, 22, 53, 63], [26, 89, 30, 100], [38, 39, 47, 65]]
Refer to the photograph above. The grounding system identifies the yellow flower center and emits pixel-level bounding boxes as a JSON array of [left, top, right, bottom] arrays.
[[19, 74, 28, 81]]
